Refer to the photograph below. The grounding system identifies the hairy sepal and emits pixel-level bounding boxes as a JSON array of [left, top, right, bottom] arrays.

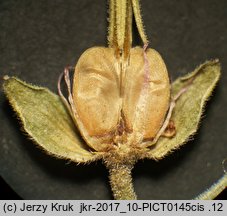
[[3, 77, 101, 163], [143, 60, 221, 160]]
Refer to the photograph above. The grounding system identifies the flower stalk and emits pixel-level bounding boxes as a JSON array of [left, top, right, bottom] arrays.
[[108, 164, 136, 200]]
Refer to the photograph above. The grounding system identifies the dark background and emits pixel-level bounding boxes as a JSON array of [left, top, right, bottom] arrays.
[[0, 0, 226, 199]]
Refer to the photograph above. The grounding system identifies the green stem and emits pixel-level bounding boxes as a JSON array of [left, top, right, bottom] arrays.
[[194, 174, 227, 200], [108, 164, 137, 200]]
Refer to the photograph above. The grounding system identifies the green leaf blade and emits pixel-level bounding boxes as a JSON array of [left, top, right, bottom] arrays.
[[144, 60, 221, 160], [3, 77, 101, 163]]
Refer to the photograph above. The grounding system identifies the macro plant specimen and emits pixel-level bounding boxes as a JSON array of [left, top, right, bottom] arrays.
[[3, 0, 225, 200]]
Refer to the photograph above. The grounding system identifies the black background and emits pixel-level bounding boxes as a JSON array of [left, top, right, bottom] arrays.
[[0, 0, 226, 199]]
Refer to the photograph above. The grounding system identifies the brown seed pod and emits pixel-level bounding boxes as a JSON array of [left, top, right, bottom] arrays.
[[72, 46, 170, 152]]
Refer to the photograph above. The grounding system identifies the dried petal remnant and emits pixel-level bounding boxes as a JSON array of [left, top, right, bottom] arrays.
[[72, 47, 170, 151]]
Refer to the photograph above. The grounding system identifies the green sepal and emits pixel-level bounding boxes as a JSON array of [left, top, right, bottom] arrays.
[[144, 60, 221, 159], [3, 77, 101, 163]]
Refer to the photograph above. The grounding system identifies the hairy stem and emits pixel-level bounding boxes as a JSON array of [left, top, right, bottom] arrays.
[[108, 164, 137, 200], [131, 0, 148, 45], [108, 0, 132, 57], [194, 174, 227, 200], [108, 0, 148, 56]]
